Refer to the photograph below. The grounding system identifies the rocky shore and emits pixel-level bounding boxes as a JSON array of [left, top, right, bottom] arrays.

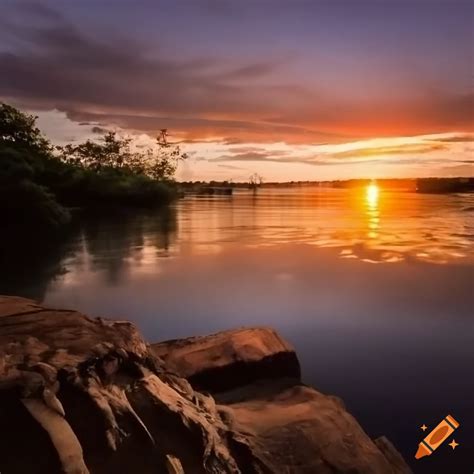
[[0, 296, 411, 474]]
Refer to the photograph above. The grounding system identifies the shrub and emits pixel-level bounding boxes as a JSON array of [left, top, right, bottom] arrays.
[[0, 180, 71, 245]]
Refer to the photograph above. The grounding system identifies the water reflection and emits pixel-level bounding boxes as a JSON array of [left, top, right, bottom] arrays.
[[0, 207, 178, 301], [366, 183, 380, 209], [2, 188, 473, 302], [365, 184, 380, 240], [176, 187, 474, 265], [0, 228, 79, 302], [81, 207, 177, 284], [1, 187, 473, 473]]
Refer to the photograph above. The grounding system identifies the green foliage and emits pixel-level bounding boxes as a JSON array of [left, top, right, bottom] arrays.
[[58, 131, 187, 181], [1, 181, 70, 232], [0, 179, 71, 254], [0, 103, 71, 240], [0, 104, 55, 184], [0, 145, 36, 182], [144, 144, 187, 181], [51, 133, 180, 207], [0, 103, 50, 153], [0, 102, 183, 247], [54, 169, 175, 208], [58, 132, 133, 172]]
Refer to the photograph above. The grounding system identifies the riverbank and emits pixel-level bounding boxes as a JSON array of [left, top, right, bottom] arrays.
[[0, 295, 411, 473], [0, 102, 184, 251]]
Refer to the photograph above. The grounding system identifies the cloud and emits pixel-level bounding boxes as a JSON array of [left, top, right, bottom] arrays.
[[438, 163, 474, 176], [207, 138, 454, 168], [0, 5, 314, 141], [0, 2, 472, 146], [91, 126, 108, 134], [211, 151, 294, 163], [61, 111, 331, 144], [329, 143, 447, 159], [423, 133, 474, 143], [221, 62, 282, 80], [217, 163, 247, 170]]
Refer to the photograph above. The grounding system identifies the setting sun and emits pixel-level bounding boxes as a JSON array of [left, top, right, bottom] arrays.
[[366, 183, 380, 208]]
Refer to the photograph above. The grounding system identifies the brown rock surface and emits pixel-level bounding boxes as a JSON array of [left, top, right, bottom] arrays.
[[153, 328, 412, 474], [215, 381, 408, 474], [0, 296, 244, 474], [152, 327, 301, 392], [0, 296, 412, 474]]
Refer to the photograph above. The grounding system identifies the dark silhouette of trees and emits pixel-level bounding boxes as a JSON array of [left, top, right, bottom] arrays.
[[249, 173, 263, 191], [0, 102, 186, 254], [58, 131, 187, 181], [0, 103, 71, 247]]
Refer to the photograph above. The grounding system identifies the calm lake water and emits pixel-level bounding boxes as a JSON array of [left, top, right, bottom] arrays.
[[3, 186, 474, 473]]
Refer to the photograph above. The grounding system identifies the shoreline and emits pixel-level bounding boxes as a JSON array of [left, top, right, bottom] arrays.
[[0, 295, 411, 473]]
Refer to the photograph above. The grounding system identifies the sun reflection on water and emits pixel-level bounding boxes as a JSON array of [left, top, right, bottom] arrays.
[[365, 183, 380, 240], [366, 183, 380, 209], [172, 187, 474, 265]]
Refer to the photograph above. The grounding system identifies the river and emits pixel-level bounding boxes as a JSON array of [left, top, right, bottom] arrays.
[[2, 186, 473, 472]]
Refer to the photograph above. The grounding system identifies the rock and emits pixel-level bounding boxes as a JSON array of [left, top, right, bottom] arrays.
[[215, 380, 401, 474], [0, 296, 411, 473], [21, 398, 89, 474], [152, 327, 301, 392], [155, 328, 412, 474], [0, 296, 240, 473], [43, 387, 66, 416], [165, 454, 184, 474], [375, 437, 413, 474]]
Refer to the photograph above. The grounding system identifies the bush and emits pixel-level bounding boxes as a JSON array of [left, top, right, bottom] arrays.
[[43, 168, 176, 208], [0, 102, 182, 251], [0, 180, 71, 244]]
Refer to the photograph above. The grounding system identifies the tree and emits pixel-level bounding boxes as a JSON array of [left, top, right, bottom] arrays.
[[0, 102, 181, 243], [0, 103, 70, 241], [0, 103, 54, 183], [58, 132, 187, 181], [143, 142, 187, 181], [0, 103, 50, 153], [249, 173, 263, 190], [58, 132, 133, 172]]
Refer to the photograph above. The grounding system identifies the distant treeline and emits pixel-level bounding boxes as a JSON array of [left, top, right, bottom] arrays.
[[0, 103, 186, 250], [180, 177, 473, 192]]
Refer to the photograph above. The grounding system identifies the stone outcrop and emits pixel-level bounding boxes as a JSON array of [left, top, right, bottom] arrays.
[[152, 327, 301, 392], [0, 296, 411, 474]]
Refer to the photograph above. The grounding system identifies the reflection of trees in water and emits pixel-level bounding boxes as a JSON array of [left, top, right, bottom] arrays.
[[0, 223, 82, 301], [83, 207, 177, 285], [0, 207, 178, 300]]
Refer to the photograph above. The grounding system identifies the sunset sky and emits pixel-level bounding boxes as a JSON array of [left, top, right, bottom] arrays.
[[1, 0, 472, 181]]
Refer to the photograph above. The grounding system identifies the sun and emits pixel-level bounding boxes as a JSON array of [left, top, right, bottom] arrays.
[[366, 183, 380, 208]]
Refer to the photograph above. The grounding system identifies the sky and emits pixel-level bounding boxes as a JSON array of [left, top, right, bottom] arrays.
[[0, 0, 472, 181]]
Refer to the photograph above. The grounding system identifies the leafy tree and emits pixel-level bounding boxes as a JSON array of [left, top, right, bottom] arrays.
[[141, 142, 187, 181], [0, 101, 182, 251], [0, 103, 50, 153], [0, 103, 54, 183], [249, 173, 263, 190], [58, 131, 187, 181], [58, 132, 133, 172], [0, 103, 71, 243]]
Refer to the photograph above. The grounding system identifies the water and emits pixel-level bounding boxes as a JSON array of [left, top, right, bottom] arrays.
[[2, 186, 474, 473]]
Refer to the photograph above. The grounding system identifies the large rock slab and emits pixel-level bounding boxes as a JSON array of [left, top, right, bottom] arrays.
[[216, 381, 411, 474], [154, 328, 412, 474], [0, 296, 411, 474], [0, 296, 244, 474], [152, 327, 300, 392]]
